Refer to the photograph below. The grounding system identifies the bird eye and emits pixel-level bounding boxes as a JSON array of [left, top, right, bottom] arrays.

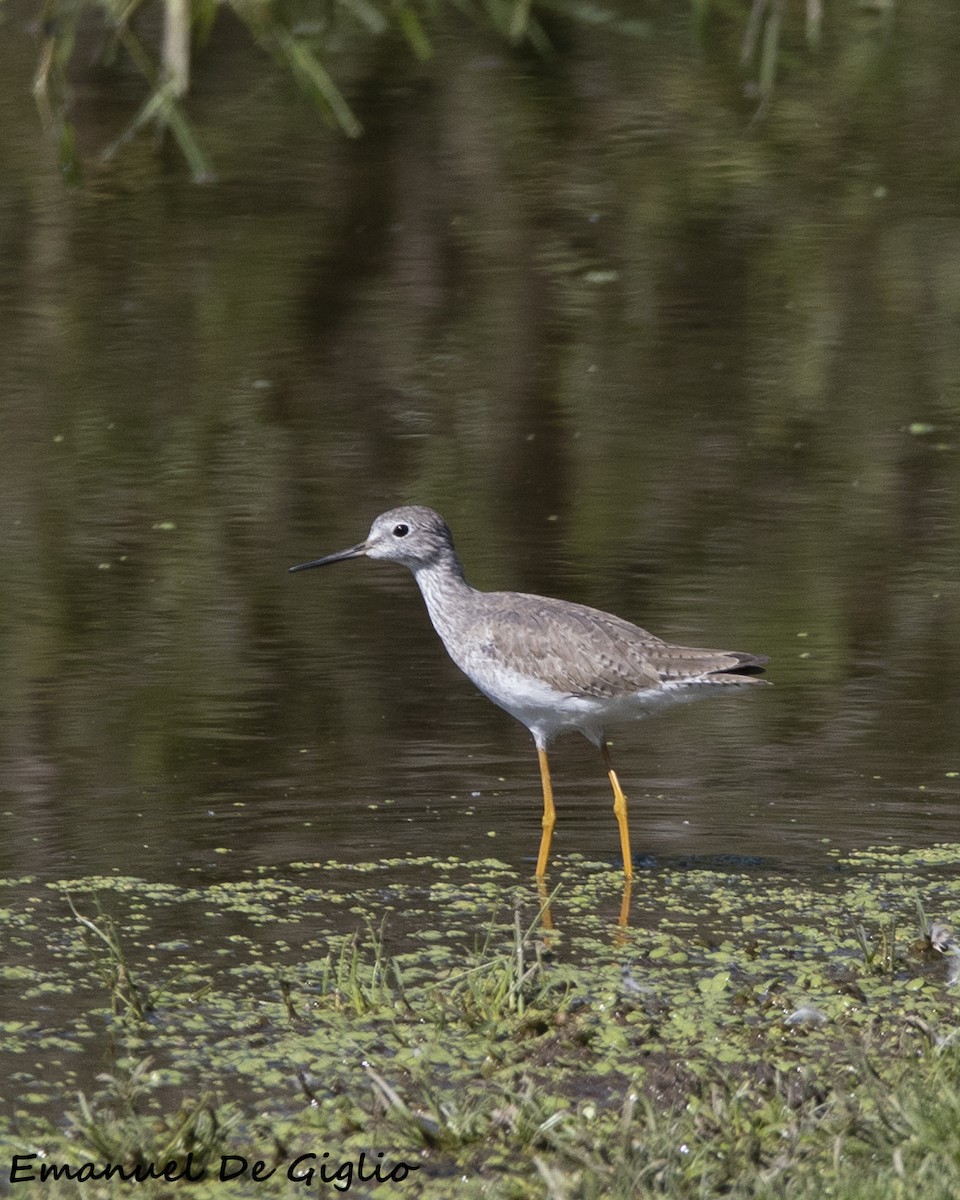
[[393, 523, 410, 538]]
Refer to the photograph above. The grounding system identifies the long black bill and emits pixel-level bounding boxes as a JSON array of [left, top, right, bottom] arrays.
[[288, 542, 368, 573]]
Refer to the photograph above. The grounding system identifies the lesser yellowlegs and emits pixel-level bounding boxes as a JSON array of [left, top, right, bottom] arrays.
[[290, 506, 768, 878]]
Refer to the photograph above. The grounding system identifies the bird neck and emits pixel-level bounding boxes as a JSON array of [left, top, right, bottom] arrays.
[[411, 551, 474, 638]]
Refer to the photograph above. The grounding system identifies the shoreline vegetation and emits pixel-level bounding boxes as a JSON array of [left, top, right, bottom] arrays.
[[32, 0, 651, 181], [29, 0, 848, 182], [4, 845, 960, 1197]]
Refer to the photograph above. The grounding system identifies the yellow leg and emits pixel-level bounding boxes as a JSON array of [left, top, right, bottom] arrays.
[[535, 746, 556, 878], [602, 742, 634, 880], [535, 876, 555, 932], [617, 878, 633, 932]]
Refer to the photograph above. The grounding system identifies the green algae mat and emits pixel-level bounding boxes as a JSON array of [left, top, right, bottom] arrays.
[[3, 846, 960, 1198]]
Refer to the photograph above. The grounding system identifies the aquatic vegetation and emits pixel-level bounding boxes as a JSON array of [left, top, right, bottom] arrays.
[[64, 895, 155, 1021], [28, 0, 887, 181], [4, 847, 960, 1196], [30, 0, 648, 181]]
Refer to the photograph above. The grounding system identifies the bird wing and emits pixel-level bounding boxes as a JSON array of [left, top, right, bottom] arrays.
[[463, 592, 759, 699]]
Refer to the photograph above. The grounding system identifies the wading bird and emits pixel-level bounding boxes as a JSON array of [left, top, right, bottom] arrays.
[[290, 506, 767, 878]]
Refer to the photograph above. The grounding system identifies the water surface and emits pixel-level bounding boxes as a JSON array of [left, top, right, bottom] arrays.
[[2, 6, 960, 892]]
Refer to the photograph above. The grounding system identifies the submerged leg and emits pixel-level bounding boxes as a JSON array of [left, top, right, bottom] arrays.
[[601, 742, 634, 880], [535, 746, 556, 878]]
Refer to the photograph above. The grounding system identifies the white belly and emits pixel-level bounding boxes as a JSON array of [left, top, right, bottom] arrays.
[[456, 657, 676, 749]]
